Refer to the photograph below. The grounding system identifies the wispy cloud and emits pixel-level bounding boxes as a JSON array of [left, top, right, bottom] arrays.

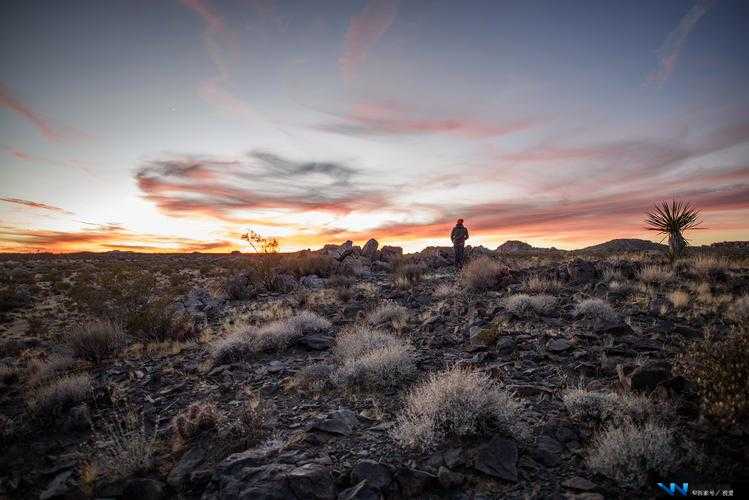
[[1, 145, 98, 176], [317, 101, 535, 139], [647, 0, 717, 85], [340, 0, 399, 84], [179, 0, 257, 121], [0, 223, 233, 253], [0, 197, 74, 215], [135, 150, 389, 222], [0, 82, 69, 142]]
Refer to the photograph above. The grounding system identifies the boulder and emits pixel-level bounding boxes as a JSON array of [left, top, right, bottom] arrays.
[[308, 409, 359, 436], [379, 246, 403, 262], [351, 460, 392, 491], [122, 478, 167, 500], [300, 275, 325, 289], [361, 239, 379, 260], [472, 436, 518, 482]]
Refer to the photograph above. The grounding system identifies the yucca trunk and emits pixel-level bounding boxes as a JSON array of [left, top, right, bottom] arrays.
[[668, 231, 687, 261]]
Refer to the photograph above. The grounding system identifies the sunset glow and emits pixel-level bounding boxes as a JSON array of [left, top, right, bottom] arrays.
[[2, 0, 748, 253]]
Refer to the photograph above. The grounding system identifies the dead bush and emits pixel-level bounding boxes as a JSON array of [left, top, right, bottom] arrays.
[[674, 330, 748, 425], [459, 257, 509, 292], [287, 364, 334, 393], [574, 298, 618, 322], [522, 275, 563, 293], [96, 405, 157, 479], [637, 264, 673, 284], [27, 373, 93, 419], [367, 302, 409, 329], [502, 294, 556, 317], [562, 388, 659, 424], [173, 402, 221, 441], [587, 421, 686, 489], [726, 295, 749, 324], [391, 366, 525, 450], [668, 290, 690, 310], [68, 320, 126, 362], [334, 327, 415, 390], [224, 271, 255, 300]]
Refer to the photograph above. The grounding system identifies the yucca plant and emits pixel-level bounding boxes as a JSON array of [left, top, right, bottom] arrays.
[[644, 200, 702, 261]]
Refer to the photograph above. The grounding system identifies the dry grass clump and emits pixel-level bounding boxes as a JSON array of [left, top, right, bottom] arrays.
[[173, 402, 221, 440], [587, 421, 684, 489], [674, 330, 748, 425], [601, 268, 624, 282], [459, 256, 508, 292], [503, 294, 556, 317], [287, 364, 334, 393], [522, 275, 563, 293], [334, 326, 415, 389], [27, 373, 93, 418], [391, 366, 524, 451], [574, 298, 618, 322], [96, 406, 157, 479], [689, 254, 729, 278], [637, 264, 673, 284], [126, 302, 199, 343], [233, 396, 266, 444], [392, 261, 425, 289], [283, 253, 336, 277], [668, 290, 690, 310], [726, 295, 749, 324], [224, 271, 255, 300], [433, 283, 458, 299], [68, 320, 126, 362], [562, 389, 658, 424], [211, 311, 330, 364], [367, 302, 409, 329], [26, 354, 77, 388]]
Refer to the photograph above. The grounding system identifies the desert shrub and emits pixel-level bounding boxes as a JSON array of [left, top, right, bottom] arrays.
[[674, 331, 748, 425], [601, 268, 624, 282], [433, 283, 458, 299], [283, 254, 336, 278], [28, 373, 93, 418], [233, 397, 266, 443], [587, 421, 683, 489], [126, 301, 199, 343], [503, 294, 556, 317], [173, 402, 221, 440], [608, 280, 633, 293], [224, 271, 255, 300], [295, 288, 339, 312], [288, 364, 334, 392], [26, 354, 77, 388], [574, 298, 618, 322], [68, 320, 126, 362], [0, 362, 20, 384], [726, 295, 749, 324], [367, 302, 409, 329], [522, 275, 563, 293], [689, 254, 729, 278], [335, 285, 354, 302], [391, 366, 524, 450], [96, 406, 157, 479], [211, 311, 330, 364], [334, 327, 415, 390], [0, 284, 34, 313], [637, 264, 673, 284], [668, 290, 690, 310], [562, 389, 658, 424], [328, 274, 356, 289], [392, 262, 424, 288], [459, 257, 508, 292]]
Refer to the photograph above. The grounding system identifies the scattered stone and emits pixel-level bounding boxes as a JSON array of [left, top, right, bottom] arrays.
[[472, 436, 518, 482], [534, 435, 563, 467], [295, 334, 333, 351], [562, 477, 598, 491], [122, 478, 166, 500], [627, 361, 672, 393], [351, 460, 391, 490], [39, 470, 73, 500], [437, 466, 464, 488], [547, 338, 571, 353], [309, 409, 359, 436]]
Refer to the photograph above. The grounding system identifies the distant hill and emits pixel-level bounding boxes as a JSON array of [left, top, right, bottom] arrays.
[[496, 240, 563, 254], [578, 238, 666, 253]]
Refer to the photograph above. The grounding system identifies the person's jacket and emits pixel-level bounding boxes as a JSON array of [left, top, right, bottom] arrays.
[[451, 224, 469, 245]]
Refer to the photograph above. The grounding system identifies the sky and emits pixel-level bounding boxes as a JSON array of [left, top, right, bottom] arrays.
[[1, 0, 748, 253]]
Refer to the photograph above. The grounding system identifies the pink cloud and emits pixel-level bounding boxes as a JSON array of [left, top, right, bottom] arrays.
[[0, 83, 63, 141], [340, 0, 399, 83], [647, 0, 717, 85], [0, 197, 74, 215]]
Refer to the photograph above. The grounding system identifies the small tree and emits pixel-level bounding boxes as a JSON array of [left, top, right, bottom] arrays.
[[240, 230, 281, 291], [241, 230, 279, 254], [644, 200, 702, 261]]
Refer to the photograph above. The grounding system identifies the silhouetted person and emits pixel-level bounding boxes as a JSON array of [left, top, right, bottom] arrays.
[[450, 218, 469, 270]]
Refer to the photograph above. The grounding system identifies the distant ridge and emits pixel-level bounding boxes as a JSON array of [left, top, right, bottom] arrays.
[[578, 238, 666, 253]]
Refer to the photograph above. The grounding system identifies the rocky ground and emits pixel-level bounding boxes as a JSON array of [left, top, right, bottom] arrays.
[[0, 240, 747, 499]]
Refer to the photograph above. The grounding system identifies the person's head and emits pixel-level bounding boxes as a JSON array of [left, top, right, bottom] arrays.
[[457, 218, 464, 225]]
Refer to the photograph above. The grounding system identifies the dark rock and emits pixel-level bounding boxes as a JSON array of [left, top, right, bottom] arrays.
[[393, 468, 437, 498], [472, 436, 518, 482], [296, 335, 333, 351], [168, 446, 208, 488], [595, 322, 635, 336], [437, 466, 464, 488], [628, 361, 672, 393], [309, 409, 359, 436], [122, 478, 166, 500], [338, 480, 378, 500], [301, 275, 325, 289], [547, 338, 571, 353], [534, 435, 563, 467], [362, 239, 379, 260], [564, 493, 604, 500], [351, 460, 391, 490], [379, 246, 403, 262], [561, 477, 597, 491], [566, 259, 597, 283], [287, 463, 336, 500], [39, 470, 73, 500]]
